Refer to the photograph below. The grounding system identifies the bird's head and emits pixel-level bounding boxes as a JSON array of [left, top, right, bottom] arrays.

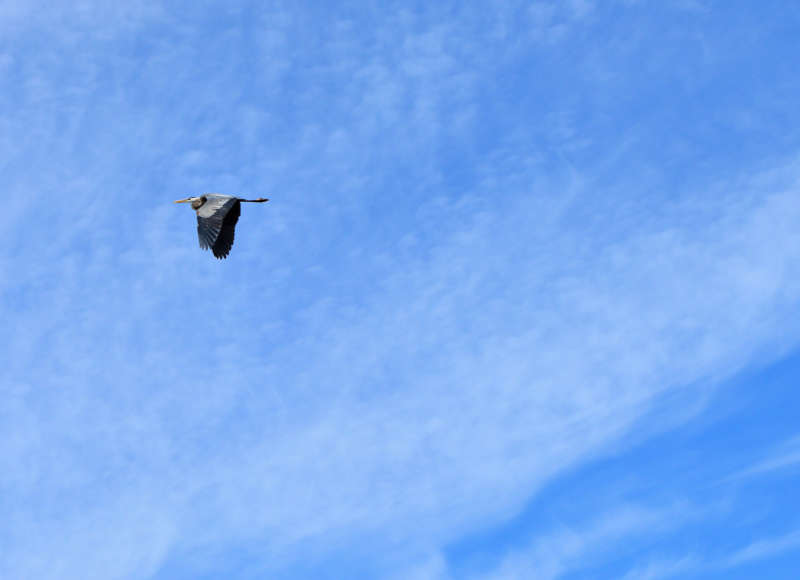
[[174, 196, 207, 210]]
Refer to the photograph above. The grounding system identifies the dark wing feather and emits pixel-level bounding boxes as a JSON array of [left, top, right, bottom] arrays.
[[196, 196, 239, 257], [211, 200, 240, 259]]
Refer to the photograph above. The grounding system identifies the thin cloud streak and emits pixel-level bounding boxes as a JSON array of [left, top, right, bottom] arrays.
[[725, 530, 800, 568], [480, 503, 695, 580], [618, 529, 800, 580], [727, 435, 800, 482]]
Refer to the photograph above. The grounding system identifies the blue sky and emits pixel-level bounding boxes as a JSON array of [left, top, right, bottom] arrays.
[[2, 1, 800, 578]]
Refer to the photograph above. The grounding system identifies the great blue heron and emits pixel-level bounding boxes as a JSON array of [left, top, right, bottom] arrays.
[[175, 194, 269, 259]]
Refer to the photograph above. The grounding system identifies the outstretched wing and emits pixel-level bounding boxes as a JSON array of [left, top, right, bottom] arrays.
[[211, 201, 240, 259], [196, 196, 240, 258]]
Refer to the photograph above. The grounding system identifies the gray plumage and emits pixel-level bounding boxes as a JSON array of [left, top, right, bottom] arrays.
[[175, 193, 269, 259]]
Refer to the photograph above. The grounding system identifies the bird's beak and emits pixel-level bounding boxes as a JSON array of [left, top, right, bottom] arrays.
[[174, 198, 191, 203]]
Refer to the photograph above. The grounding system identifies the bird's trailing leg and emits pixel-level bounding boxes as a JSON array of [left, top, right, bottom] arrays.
[[238, 198, 269, 203]]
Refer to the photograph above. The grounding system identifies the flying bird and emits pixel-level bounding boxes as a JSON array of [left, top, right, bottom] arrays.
[[175, 193, 269, 259]]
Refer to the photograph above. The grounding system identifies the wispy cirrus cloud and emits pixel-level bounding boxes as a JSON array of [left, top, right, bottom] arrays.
[[620, 556, 699, 580], [2, 2, 800, 579], [479, 503, 695, 580], [727, 435, 800, 482], [724, 529, 800, 568], [617, 528, 800, 580]]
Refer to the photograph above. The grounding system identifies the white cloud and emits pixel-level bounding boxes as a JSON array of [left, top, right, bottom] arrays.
[[727, 435, 800, 482], [2, 2, 800, 578], [620, 556, 698, 580], [481, 503, 693, 580], [4, 155, 800, 578], [130, 169, 800, 575], [617, 528, 800, 580], [724, 529, 800, 567]]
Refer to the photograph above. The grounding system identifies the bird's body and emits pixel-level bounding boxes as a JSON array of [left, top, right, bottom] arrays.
[[175, 193, 269, 259]]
